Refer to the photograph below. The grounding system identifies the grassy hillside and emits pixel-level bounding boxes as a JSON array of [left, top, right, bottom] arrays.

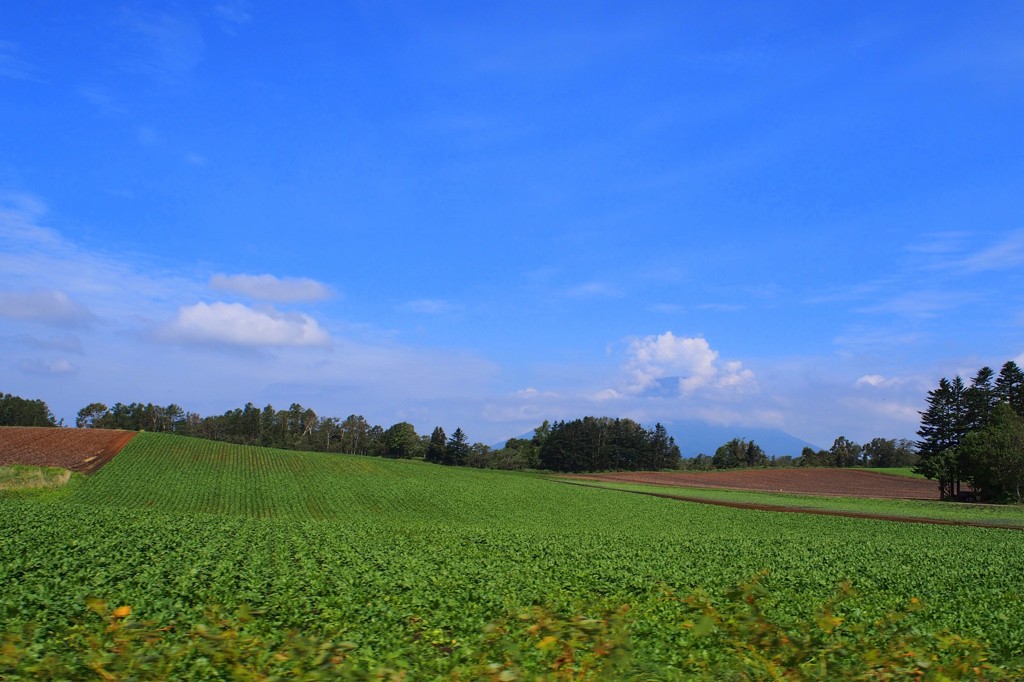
[[3, 433, 1023, 677]]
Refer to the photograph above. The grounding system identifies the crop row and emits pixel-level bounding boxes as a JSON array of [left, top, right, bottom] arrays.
[[2, 433, 1023, 674]]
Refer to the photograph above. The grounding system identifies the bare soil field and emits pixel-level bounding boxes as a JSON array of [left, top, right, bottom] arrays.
[[570, 468, 940, 500], [0, 427, 137, 473]]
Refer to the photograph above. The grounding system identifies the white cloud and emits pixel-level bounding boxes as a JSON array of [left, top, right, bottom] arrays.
[[209, 274, 332, 302], [855, 374, 906, 388], [162, 302, 330, 347], [589, 388, 622, 401], [623, 331, 754, 394], [0, 290, 93, 326]]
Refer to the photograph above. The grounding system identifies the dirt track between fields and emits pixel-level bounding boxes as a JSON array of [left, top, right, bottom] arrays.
[[0, 427, 137, 473]]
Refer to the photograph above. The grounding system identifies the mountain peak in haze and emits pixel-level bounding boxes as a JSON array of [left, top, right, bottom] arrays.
[[656, 419, 820, 458]]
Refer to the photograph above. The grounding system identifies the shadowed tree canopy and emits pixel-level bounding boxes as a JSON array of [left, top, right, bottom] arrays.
[[538, 417, 680, 473], [425, 426, 447, 464], [1, 392, 58, 427], [916, 360, 1024, 502]]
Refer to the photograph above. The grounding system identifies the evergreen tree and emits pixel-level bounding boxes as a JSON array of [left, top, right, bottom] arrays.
[[650, 423, 681, 469], [446, 427, 470, 466], [995, 361, 1024, 416], [425, 426, 447, 464], [538, 420, 570, 471], [965, 366, 997, 432], [915, 376, 970, 499]]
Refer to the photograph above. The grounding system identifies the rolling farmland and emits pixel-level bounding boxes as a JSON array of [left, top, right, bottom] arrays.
[[3, 432, 1024, 678]]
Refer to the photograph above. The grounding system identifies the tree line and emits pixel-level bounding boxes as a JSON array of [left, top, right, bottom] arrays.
[[9, 362, 1022, 494], [3, 391, 915, 475], [676, 435, 918, 471], [0, 392, 60, 427], [915, 360, 1024, 502], [72, 401, 685, 473]]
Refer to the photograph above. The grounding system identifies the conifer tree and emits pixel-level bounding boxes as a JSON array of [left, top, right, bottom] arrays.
[[995, 361, 1024, 416], [965, 366, 997, 432], [916, 376, 970, 499], [425, 426, 447, 464], [446, 427, 470, 466]]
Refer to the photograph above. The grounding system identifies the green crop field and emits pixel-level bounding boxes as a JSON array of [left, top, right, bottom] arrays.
[[3, 432, 1024, 679], [565, 479, 1024, 527]]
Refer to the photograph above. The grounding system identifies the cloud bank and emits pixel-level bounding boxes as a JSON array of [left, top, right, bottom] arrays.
[[624, 332, 754, 394], [0, 290, 93, 327], [162, 302, 330, 347]]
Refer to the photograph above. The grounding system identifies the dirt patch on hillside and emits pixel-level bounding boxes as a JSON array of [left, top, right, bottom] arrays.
[[569, 468, 941, 500], [0, 427, 137, 473]]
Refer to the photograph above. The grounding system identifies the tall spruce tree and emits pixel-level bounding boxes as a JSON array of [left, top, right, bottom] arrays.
[[915, 376, 970, 499], [445, 427, 470, 466], [650, 423, 681, 469], [995, 361, 1024, 416], [965, 366, 997, 432], [425, 426, 447, 464]]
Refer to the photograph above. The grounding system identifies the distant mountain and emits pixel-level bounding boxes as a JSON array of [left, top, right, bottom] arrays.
[[657, 419, 820, 458]]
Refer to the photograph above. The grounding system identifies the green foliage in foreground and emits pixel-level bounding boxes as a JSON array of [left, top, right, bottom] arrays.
[[2, 433, 1024, 677], [2, 577, 1013, 681]]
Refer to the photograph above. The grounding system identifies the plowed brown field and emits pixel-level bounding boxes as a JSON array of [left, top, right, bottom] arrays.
[[570, 468, 940, 500], [0, 427, 137, 473]]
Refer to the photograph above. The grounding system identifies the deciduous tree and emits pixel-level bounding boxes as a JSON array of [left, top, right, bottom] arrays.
[[960, 402, 1024, 503]]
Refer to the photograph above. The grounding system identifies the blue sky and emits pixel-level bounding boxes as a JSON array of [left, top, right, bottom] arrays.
[[2, 1, 1022, 449]]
